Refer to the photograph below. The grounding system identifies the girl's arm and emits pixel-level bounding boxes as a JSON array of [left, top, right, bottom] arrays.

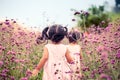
[[65, 49, 74, 64], [32, 46, 48, 76]]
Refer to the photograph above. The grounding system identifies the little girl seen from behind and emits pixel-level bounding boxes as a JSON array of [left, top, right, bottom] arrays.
[[66, 28, 82, 80], [32, 24, 73, 80]]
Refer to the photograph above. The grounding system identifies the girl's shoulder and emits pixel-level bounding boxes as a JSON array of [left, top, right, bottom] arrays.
[[66, 44, 80, 47], [58, 44, 67, 48], [45, 43, 50, 46], [45, 43, 52, 48], [66, 44, 81, 50]]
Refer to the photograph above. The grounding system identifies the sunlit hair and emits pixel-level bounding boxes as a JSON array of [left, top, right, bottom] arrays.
[[36, 24, 68, 44], [67, 28, 80, 43]]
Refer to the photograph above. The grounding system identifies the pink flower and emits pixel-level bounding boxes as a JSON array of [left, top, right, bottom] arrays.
[[96, 45, 105, 52], [0, 45, 5, 51], [101, 51, 108, 60], [99, 73, 112, 80], [7, 51, 16, 55], [14, 59, 19, 63], [0, 61, 3, 67], [10, 76, 15, 80], [20, 77, 28, 80], [86, 51, 92, 54]]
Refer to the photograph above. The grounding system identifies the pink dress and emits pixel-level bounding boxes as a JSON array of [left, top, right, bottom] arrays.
[[42, 44, 72, 80], [67, 44, 81, 79]]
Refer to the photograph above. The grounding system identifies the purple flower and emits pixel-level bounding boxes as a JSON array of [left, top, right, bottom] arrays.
[[74, 53, 80, 55], [1, 27, 7, 31], [84, 12, 89, 16], [117, 27, 120, 31], [13, 21, 16, 23], [74, 12, 80, 15], [0, 73, 7, 77], [5, 19, 9, 22], [72, 19, 76, 21], [80, 10, 83, 13], [65, 70, 73, 74], [2, 69, 9, 73], [99, 73, 112, 80], [90, 73, 95, 78], [4, 21, 10, 25], [69, 61, 75, 64], [116, 49, 120, 59], [25, 69, 32, 77], [110, 59, 115, 64]]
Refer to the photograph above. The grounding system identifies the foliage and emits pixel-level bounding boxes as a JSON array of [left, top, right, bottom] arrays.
[[115, 0, 120, 7], [72, 5, 111, 31]]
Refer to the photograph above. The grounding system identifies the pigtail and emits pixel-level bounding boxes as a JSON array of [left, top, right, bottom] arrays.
[[42, 27, 49, 40], [36, 27, 49, 44], [75, 32, 80, 40]]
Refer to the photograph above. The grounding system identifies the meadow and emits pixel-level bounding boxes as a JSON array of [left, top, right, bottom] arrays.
[[0, 16, 120, 80]]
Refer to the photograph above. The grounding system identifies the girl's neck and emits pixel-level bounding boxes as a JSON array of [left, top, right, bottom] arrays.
[[70, 42, 78, 45], [51, 41, 61, 45]]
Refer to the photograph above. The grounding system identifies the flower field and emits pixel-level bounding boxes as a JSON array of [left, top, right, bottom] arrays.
[[0, 18, 120, 80], [80, 19, 120, 80], [0, 19, 43, 80]]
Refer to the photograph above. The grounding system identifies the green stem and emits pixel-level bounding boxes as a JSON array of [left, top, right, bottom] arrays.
[[83, 16, 86, 32]]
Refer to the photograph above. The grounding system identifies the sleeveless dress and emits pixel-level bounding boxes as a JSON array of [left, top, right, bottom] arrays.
[[42, 44, 72, 80], [66, 44, 81, 80]]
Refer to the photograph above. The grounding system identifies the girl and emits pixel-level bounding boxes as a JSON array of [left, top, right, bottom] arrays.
[[66, 28, 82, 80], [32, 24, 73, 80]]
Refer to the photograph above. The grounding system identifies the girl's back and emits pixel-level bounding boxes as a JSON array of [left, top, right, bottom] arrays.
[[67, 44, 80, 58], [67, 44, 81, 79], [43, 43, 71, 80]]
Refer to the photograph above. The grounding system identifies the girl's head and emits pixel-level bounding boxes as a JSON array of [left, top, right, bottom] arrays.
[[36, 24, 68, 44], [67, 29, 80, 43]]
